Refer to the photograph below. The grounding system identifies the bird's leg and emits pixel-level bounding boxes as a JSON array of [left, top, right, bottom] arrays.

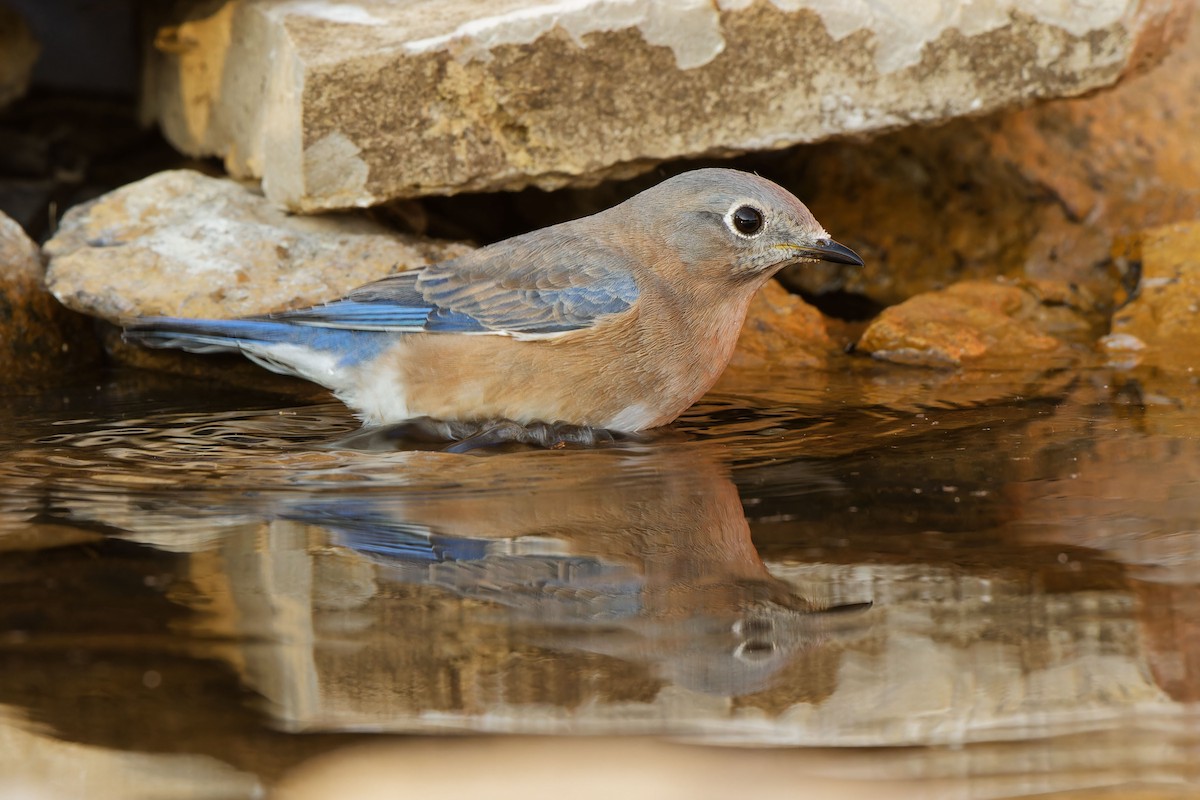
[[444, 419, 621, 453], [335, 416, 639, 452]]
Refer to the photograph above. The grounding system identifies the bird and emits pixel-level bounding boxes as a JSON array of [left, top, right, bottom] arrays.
[[125, 168, 862, 438]]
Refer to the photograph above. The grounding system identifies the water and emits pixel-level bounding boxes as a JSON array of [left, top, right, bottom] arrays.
[[1, 362, 1198, 798]]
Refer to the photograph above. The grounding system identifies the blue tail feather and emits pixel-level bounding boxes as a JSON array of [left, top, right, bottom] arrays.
[[124, 316, 394, 369]]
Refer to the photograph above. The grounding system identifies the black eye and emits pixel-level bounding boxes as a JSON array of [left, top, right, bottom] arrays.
[[731, 205, 764, 236]]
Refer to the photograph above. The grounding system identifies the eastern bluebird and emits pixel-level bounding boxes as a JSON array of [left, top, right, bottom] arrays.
[[125, 168, 862, 434]]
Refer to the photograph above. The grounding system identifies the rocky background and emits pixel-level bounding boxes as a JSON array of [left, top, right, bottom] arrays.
[[0, 0, 1197, 393]]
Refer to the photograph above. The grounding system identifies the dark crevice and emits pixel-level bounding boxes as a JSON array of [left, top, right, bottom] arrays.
[[796, 288, 886, 322]]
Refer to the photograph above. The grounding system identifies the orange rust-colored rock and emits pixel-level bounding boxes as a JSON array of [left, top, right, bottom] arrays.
[[728, 280, 835, 372], [857, 279, 1092, 369], [1104, 219, 1200, 370]]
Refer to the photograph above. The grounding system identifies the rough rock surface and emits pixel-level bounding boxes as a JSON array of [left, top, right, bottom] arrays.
[[1103, 220, 1200, 370], [779, 4, 1200, 309], [856, 279, 1094, 368], [144, 0, 1189, 211], [0, 212, 98, 380], [728, 281, 834, 372], [44, 170, 472, 321], [0, 6, 38, 109]]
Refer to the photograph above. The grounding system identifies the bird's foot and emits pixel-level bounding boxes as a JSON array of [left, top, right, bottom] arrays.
[[335, 416, 640, 452], [444, 419, 623, 453]]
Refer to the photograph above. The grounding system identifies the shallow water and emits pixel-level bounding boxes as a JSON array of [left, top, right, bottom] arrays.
[[1, 362, 1198, 798]]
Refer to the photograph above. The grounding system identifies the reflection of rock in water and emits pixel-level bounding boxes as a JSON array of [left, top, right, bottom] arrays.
[[280, 447, 871, 699]]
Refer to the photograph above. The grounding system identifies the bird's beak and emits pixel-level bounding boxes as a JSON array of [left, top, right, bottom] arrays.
[[795, 238, 864, 266]]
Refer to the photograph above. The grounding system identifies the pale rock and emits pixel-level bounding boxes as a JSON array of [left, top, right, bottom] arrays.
[[143, 0, 1189, 210], [44, 169, 471, 321]]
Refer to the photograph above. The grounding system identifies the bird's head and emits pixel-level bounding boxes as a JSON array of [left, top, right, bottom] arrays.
[[630, 168, 863, 285]]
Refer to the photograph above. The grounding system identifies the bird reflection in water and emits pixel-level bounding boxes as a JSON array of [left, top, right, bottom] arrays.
[[274, 443, 872, 702]]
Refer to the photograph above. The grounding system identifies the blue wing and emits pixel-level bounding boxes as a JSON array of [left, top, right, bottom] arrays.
[[270, 228, 640, 335], [122, 225, 640, 379]]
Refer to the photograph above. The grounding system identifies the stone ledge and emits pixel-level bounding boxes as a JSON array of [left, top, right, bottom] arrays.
[[145, 0, 1191, 211]]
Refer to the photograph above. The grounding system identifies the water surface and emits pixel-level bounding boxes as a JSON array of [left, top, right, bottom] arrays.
[[1, 363, 1198, 798]]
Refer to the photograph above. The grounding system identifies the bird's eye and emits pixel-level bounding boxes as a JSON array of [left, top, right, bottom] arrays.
[[730, 205, 764, 236]]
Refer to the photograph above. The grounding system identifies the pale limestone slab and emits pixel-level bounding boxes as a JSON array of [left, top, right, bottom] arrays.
[[43, 169, 470, 321], [144, 0, 1190, 210]]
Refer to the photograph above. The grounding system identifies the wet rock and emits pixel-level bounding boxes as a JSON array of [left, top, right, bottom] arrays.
[[0, 211, 98, 382], [143, 0, 1187, 211], [856, 279, 1094, 368], [779, 5, 1200, 309], [1105, 220, 1200, 370], [727, 281, 834, 372], [0, 7, 38, 109], [44, 169, 471, 322]]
